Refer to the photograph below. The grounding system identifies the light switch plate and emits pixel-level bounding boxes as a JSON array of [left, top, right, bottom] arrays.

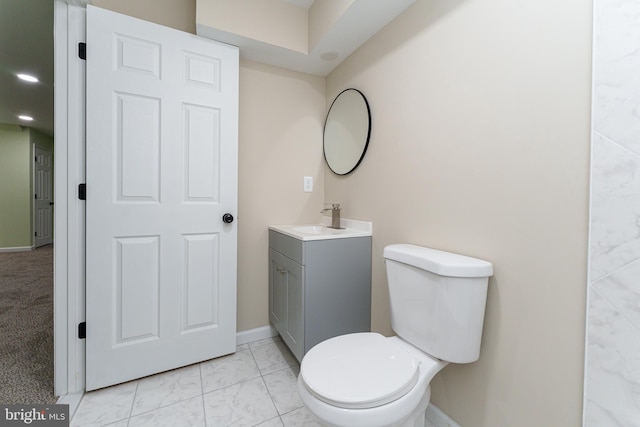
[[303, 176, 313, 192]]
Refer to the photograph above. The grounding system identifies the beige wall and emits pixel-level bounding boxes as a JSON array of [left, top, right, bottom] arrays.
[[237, 60, 325, 330], [89, 1, 592, 423], [196, 0, 308, 53], [325, 0, 591, 426], [92, 0, 196, 33]]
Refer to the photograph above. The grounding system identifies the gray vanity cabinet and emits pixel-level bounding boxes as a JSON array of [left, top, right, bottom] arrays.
[[268, 230, 372, 362], [269, 248, 304, 358]]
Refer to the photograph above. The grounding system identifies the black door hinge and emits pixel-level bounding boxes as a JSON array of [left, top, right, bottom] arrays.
[[78, 322, 86, 339], [78, 42, 86, 60], [78, 183, 86, 200]]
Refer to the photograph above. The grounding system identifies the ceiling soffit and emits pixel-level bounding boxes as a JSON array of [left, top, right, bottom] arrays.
[[196, 0, 415, 76]]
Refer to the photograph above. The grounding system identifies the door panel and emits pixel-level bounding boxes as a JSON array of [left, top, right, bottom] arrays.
[[269, 249, 287, 332], [183, 233, 219, 330], [115, 236, 159, 344], [86, 6, 238, 390], [283, 256, 304, 360], [184, 105, 220, 201], [116, 94, 161, 202]]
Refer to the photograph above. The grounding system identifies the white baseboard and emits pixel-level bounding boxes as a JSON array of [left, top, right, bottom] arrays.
[[0, 246, 34, 252], [426, 404, 461, 427], [236, 325, 278, 346]]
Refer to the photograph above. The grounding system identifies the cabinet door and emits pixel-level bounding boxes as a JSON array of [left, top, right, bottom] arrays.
[[269, 249, 287, 333], [282, 256, 304, 361]]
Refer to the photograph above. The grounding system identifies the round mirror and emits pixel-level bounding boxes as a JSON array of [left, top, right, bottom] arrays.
[[323, 88, 371, 175]]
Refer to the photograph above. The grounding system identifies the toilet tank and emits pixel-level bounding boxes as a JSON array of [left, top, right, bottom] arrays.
[[383, 244, 493, 364]]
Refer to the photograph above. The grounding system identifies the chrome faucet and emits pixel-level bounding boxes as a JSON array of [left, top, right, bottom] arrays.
[[321, 203, 343, 229]]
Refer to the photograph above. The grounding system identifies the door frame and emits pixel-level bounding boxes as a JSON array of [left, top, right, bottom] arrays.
[[54, 0, 89, 396]]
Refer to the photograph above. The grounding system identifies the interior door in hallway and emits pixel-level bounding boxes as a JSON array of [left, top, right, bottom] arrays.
[[34, 146, 53, 247], [85, 6, 239, 390]]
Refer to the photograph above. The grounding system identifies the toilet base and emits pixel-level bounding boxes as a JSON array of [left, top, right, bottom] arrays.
[[404, 398, 430, 427], [298, 375, 433, 427], [297, 336, 449, 427]]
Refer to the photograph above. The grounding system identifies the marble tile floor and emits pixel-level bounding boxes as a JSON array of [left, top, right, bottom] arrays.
[[70, 335, 438, 427], [70, 336, 319, 427]]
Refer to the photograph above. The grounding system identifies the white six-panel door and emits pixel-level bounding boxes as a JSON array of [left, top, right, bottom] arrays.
[[34, 146, 53, 247], [85, 6, 238, 390]]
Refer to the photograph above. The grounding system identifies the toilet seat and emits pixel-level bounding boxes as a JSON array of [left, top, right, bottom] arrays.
[[299, 333, 419, 409]]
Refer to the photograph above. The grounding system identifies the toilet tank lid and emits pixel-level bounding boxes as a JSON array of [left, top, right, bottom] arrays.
[[384, 244, 493, 278]]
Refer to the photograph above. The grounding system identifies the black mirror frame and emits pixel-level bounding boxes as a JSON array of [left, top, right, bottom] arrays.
[[323, 88, 372, 176]]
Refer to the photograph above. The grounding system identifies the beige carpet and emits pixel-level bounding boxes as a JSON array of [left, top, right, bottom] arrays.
[[0, 245, 56, 404]]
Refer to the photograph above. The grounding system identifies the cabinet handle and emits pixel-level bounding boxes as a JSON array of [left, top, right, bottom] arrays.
[[276, 267, 286, 273]]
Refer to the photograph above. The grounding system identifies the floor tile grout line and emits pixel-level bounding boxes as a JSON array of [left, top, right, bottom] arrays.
[[122, 363, 214, 421], [201, 348, 263, 395], [119, 393, 210, 426], [250, 340, 292, 426], [126, 381, 139, 426], [120, 380, 140, 427], [199, 360, 208, 427], [73, 336, 304, 427], [248, 342, 263, 376], [72, 393, 87, 424]]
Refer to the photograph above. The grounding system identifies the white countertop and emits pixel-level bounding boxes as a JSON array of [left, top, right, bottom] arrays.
[[269, 218, 372, 241]]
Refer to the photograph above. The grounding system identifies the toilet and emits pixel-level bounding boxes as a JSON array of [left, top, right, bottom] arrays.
[[297, 244, 493, 427]]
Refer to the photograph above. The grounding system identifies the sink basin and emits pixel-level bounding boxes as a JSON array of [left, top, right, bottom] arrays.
[[292, 225, 344, 235], [269, 218, 372, 241]]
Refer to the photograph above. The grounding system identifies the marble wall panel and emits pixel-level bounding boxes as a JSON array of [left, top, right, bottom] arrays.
[[589, 133, 640, 282], [585, 290, 640, 426], [586, 0, 640, 424], [592, 0, 640, 126]]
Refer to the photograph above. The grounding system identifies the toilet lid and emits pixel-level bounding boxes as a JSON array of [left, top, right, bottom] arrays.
[[300, 333, 419, 409]]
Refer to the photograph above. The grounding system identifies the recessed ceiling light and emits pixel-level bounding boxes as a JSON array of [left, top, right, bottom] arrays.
[[17, 73, 39, 83], [18, 115, 34, 121]]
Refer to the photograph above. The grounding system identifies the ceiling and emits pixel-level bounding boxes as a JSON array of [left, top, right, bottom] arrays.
[[281, 0, 314, 9], [196, 0, 415, 77], [0, 0, 54, 136], [0, 0, 412, 138]]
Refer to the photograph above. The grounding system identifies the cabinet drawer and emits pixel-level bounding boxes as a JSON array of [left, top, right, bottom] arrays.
[[269, 230, 304, 265]]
